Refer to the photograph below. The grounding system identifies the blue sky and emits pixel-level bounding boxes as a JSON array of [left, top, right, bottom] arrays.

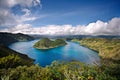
[[10, 0, 120, 26], [29, 0, 120, 26], [0, 0, 120, 35]]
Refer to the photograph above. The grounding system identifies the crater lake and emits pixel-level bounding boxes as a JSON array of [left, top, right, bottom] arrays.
[[9, 40, 100, 67]]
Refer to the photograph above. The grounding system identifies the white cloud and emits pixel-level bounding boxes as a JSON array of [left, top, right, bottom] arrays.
[[33, 0, 41, 6], [1, 17, 120, 35], [85, 20, 108, 35], [22, 9, 31, 16], [0, 0, 37, 8], [0, 0, 42, 27], [19, 8, 37, 22], [0, 8, 18, 26], [0, 24, 31, 33]]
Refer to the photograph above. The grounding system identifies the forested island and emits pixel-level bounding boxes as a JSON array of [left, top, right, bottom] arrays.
[[33, 38, 67, 49]]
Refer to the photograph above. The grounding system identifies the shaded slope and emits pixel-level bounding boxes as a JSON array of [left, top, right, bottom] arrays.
[[0, 32, 34, 46], [0, 45, 34, 68]]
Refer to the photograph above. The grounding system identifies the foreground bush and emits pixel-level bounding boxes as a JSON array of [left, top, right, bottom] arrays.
[[0, 61, 118, 80]]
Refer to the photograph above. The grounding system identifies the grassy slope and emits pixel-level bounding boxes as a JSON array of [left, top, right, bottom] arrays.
[[72, 38, 120, 79], [72, 38, 120, 60]]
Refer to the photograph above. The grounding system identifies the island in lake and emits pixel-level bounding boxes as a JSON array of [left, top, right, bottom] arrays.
[[33, 38, 67, 49]]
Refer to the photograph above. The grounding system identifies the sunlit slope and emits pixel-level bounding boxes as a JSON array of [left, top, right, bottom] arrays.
[[72, 38, 120, 60]]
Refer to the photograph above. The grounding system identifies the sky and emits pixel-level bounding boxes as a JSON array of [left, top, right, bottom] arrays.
[[0, 0, 120, 35]]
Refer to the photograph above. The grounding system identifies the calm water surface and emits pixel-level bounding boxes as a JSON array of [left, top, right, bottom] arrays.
[[9, 40, 100, 67]]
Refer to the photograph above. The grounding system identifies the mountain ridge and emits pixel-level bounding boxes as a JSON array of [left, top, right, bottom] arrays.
[[0, 32, 34, 46]]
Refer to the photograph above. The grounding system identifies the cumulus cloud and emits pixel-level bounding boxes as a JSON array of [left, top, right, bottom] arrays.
[[1, 17, 120, 35], [0, 0, 41, 27], [0, 24, 31, 33], [22, 9, 31, 16], [33, 0, 42, 6], [19, 8, 37, 22], [0, 8, 18, 26], [0, 0, 40, 8]]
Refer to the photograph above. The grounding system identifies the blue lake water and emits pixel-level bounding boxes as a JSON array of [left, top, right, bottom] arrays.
[[9, 40, 100, 67]]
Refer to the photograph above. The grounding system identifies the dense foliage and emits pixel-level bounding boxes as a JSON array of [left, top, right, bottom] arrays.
[[34, 38, 67, 49], [0, 61, 118, 80], [72, 38, 120, 79], [0, 45, 33, 69], [0, 54, 22, 69], [72, 38, 120, 60]]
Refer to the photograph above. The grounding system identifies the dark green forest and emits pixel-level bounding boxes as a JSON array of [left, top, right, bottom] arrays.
[[0, 32, 34, 46]]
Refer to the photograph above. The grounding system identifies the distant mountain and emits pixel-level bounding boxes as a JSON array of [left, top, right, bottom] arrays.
[[30, 34, 120, 39], [0, 32, 34, 46]]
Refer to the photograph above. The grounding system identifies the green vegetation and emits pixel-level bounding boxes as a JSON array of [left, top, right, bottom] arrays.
[[0, 38, 120, 80], [72, 38, 120, 79], [72, 38, 120, 60], [34, 38, 67, 49], [0, 54, 22, 69], [0, 32, 34, 46], [0, 61, 118, 80], [0, 45, 33, 69]]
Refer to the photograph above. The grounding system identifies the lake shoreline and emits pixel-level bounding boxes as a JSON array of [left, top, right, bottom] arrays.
[[79, 44, 99, 53], [9, 40, 100, 67], [71, 40, 99, 53]]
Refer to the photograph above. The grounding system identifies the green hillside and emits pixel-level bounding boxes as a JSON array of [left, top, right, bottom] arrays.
[[33, 38, 67, 49], [0, 32, 34, 46], [71, 38, 120, 79], [0, 45, 33, 69], [72, 38, 120, 60]]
